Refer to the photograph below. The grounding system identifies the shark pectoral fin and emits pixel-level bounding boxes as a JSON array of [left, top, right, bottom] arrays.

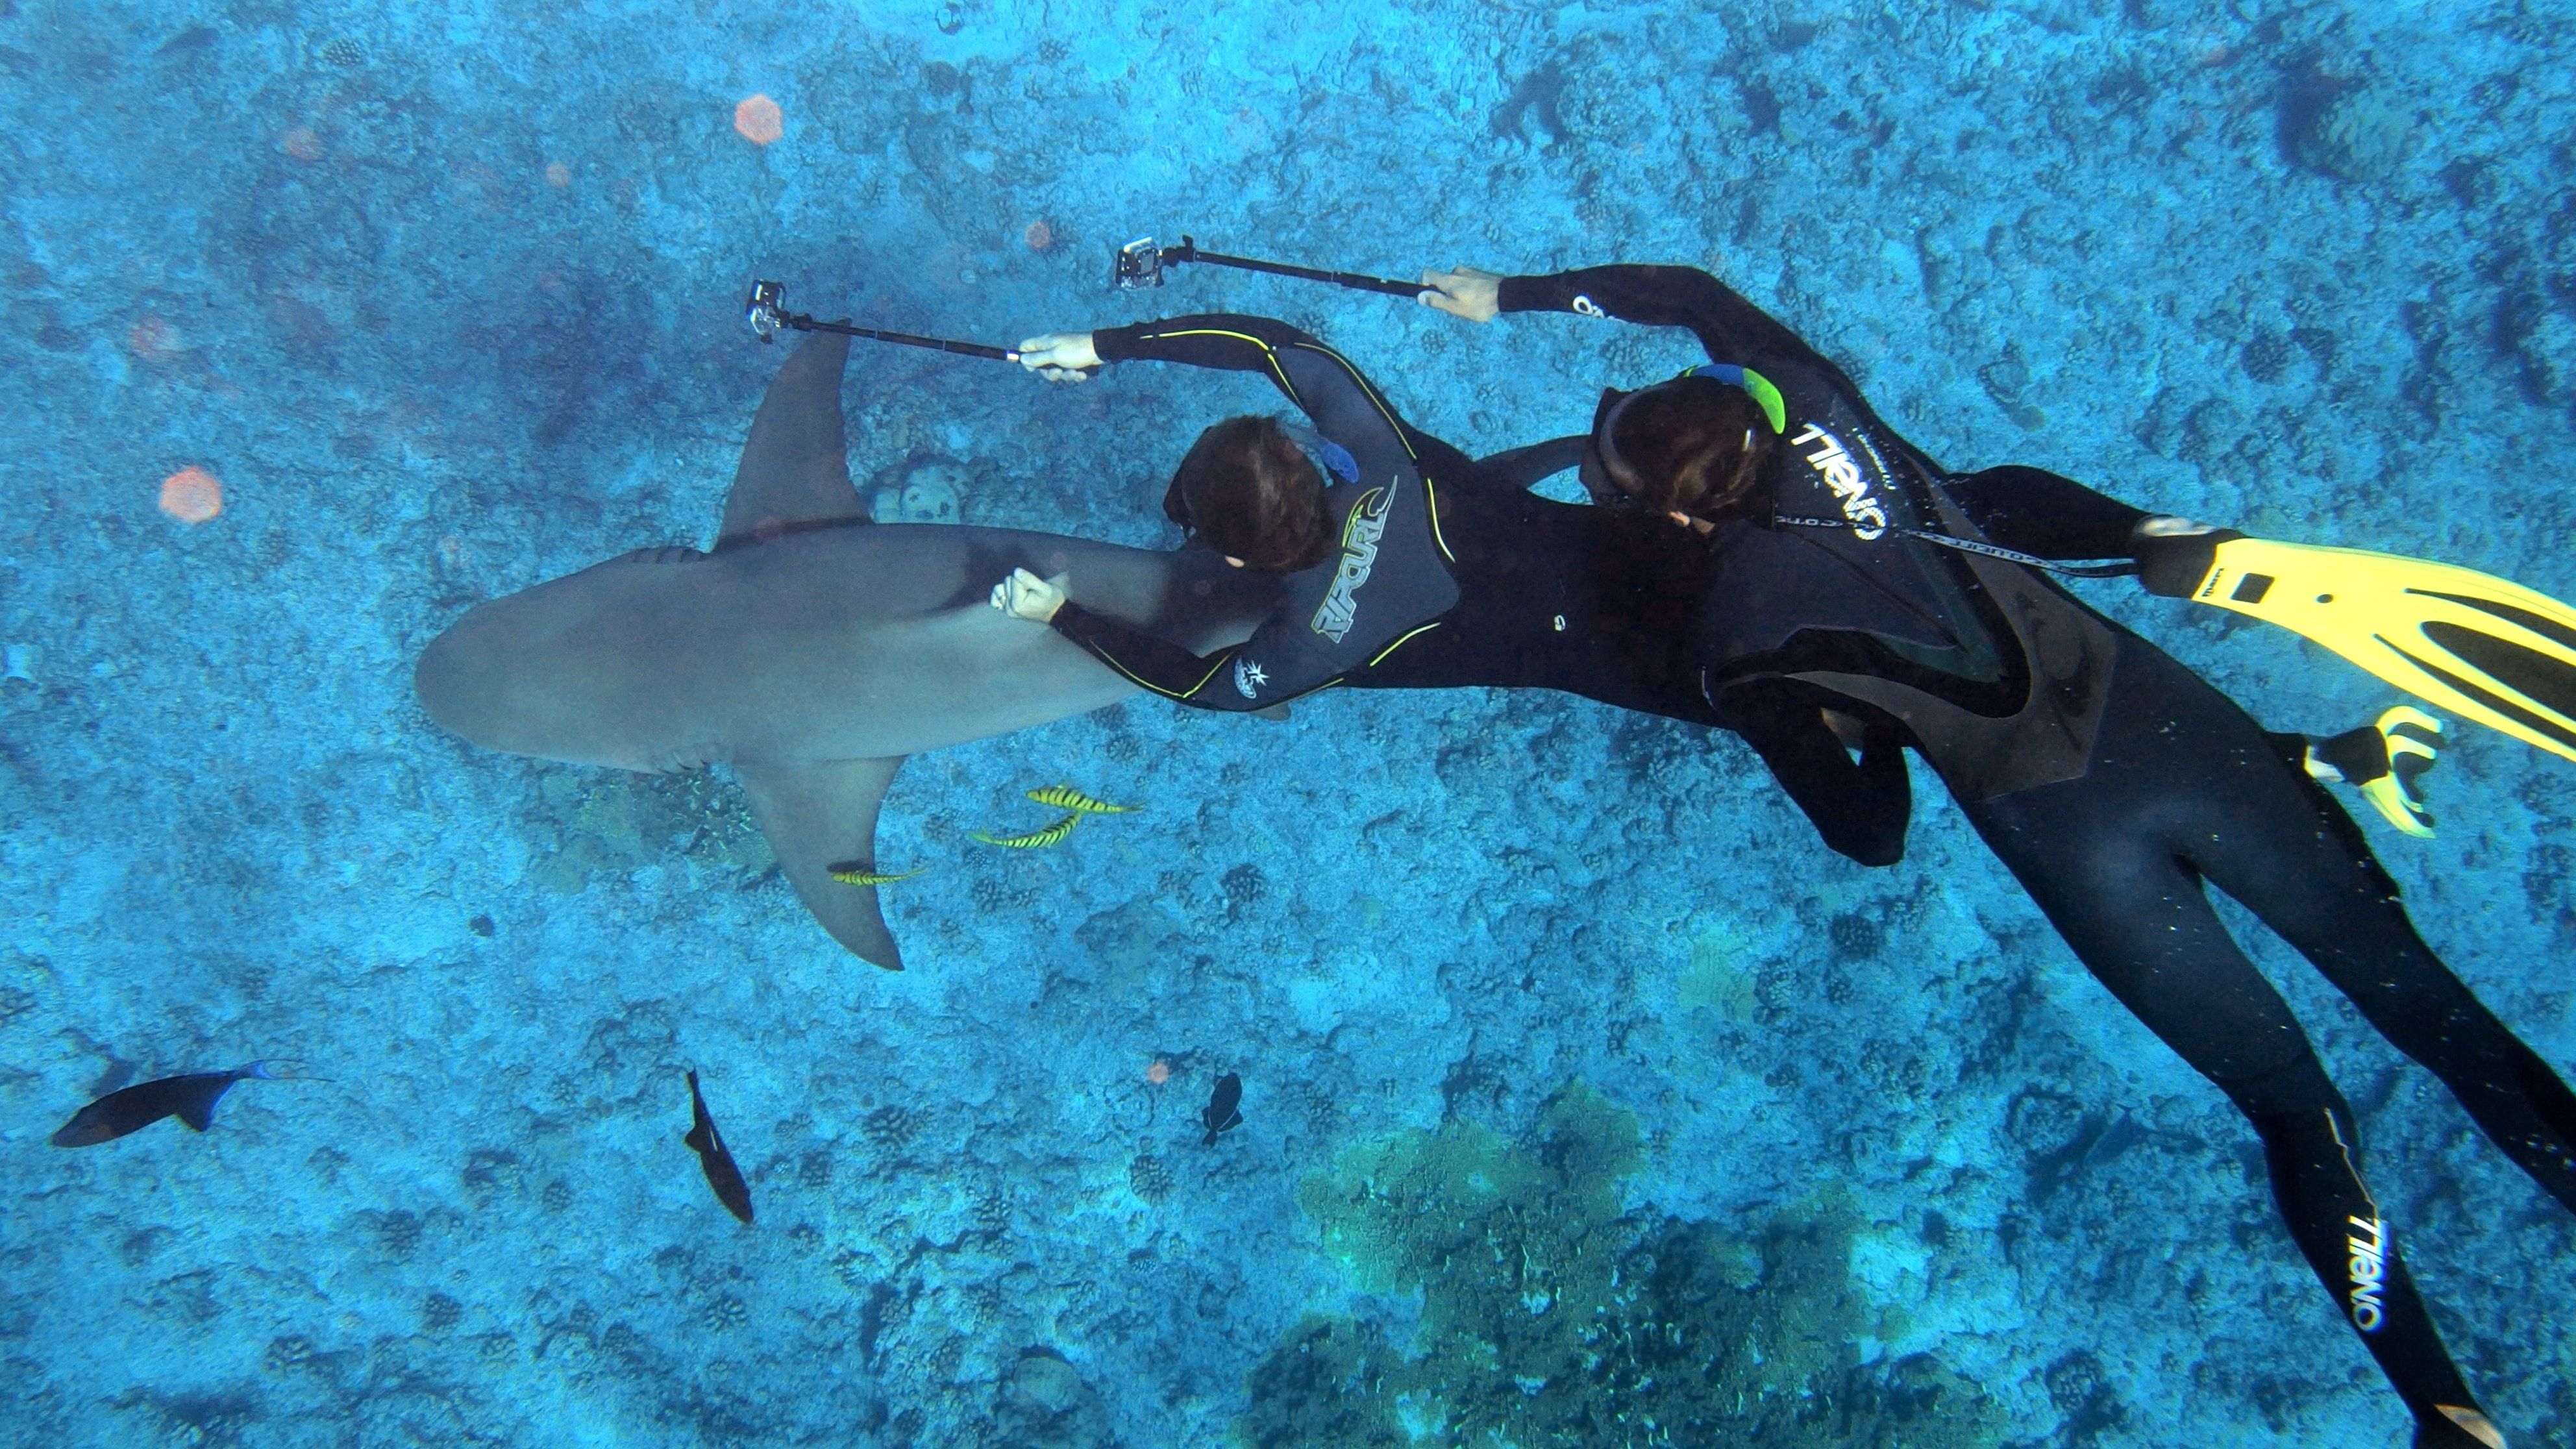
[[717, 330, 869, 549], [736, 756, 910, 971]]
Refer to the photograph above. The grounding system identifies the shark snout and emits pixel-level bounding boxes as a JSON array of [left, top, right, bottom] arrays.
[[414, 596, 555, 755], [414, 572, 689, 771]]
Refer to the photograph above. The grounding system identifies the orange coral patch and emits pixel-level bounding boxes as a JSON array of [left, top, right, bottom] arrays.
[[734, 94, 783, 145], [159, 467, 223, 525]]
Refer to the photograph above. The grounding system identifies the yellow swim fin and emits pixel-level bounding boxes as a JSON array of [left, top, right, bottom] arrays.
[[2185, 538, 2576, 763], [2308, 706, 2442, 839]]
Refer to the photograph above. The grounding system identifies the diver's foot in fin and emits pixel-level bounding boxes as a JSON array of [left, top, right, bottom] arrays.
[[2418, 1405, 2507, 1449], [2307, 706, 2442, 839]]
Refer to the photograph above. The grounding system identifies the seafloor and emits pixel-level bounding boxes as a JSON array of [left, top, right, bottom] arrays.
[[3, 1, 2572, 1446]]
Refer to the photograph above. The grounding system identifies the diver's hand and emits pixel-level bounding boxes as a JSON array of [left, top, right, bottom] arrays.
[[2133, 516, 2247, 598], [1015, 332, 1100, 383], [1418, 266, 1502, 323], [990, 567, 1067, 623]]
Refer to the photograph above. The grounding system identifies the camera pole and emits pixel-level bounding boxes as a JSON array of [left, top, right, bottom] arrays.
[[1113, 235, 1422, 297], [743, 280, 1019, 360]]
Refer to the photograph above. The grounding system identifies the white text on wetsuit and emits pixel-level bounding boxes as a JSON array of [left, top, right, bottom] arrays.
[[2346, 1215, 2387, 1331], [1788, 423, 1888, 540], [1311, 484, 1393, 643]]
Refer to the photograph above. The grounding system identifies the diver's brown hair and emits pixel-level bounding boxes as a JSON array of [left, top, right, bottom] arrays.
[[1162, 415, 1334, 573], [1607, 377, 1776, 523]]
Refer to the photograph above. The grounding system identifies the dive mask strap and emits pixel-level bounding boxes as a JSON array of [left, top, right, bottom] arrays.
[[1677, 364, 1788, 435]]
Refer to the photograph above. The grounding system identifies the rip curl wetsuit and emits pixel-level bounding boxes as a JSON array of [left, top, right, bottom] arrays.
[[1048, 314, 1919, 862], [1499, 263, 2575, 1447]]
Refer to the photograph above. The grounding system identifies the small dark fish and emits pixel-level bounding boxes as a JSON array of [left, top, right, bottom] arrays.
[[1200, 1072, 1243, 1147], [683, 1069, 754, 1224], [826, 862, 925, 887], [51, 1061, 279, 1147], [155, 26, 220, 57]]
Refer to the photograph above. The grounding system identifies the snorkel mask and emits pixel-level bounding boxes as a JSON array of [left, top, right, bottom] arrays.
[[1583, 363, 1789, 506]]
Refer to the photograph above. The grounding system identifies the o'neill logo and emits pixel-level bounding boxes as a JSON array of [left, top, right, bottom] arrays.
[[1789, 423, 1888, 539], [1311, 484, 1394, 643], [2346, 1215, 2388, 1331]]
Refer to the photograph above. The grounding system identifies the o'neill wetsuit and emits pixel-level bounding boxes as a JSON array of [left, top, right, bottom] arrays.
[[1496, 263, 2573, 1448], [1050, 313, 1916, 863]]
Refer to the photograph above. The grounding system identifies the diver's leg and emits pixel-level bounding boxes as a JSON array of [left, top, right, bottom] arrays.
[[1961, 782, 2499, 1443], [2126, 654, 2576, 1216]]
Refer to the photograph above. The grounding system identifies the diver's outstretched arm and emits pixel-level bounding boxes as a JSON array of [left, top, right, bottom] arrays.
[[992, 567, 1324, 715], [1432, 262, 1842, 384], [1076, 314, 1427, 486], [1048, 602, 1307, 713]]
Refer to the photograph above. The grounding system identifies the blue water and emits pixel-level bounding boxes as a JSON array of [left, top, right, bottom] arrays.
[[5, 2, 2572, 1445]]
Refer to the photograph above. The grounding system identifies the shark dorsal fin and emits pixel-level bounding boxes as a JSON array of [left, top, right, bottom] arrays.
[[717, 331, 867, 549]]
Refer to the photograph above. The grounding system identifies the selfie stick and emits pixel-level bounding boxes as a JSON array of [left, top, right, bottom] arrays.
[[743, 280, 1019, 360], [1113, 235, 1422, 297]]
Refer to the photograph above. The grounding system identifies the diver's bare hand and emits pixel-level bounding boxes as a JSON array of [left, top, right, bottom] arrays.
[[1418, 267, 1502, 323], [1015, 332, 1100, 384], [990, 567, 1067, 623]]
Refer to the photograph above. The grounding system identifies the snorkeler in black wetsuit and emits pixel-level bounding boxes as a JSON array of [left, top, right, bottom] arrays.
[[992, 312, 1920, 865], [1417, 261, 2570, 1448]]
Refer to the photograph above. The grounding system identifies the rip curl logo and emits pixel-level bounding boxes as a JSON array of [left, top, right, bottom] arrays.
[[1311, 484, 1394, 643], [1788, 423, 1888, 540], [2346, 1215, 2388, 1332], [1571, 295, 1607, 317], [1232, 656, 1269, 699]]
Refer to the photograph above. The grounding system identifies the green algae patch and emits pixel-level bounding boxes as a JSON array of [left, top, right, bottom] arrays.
[[1243, 1081, 2001, 1449]]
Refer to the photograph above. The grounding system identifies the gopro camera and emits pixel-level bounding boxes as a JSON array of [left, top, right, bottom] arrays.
[[1113, 237, 1165, 290], [1114, 234, 1200, 290], [745, 279, 787, 342]]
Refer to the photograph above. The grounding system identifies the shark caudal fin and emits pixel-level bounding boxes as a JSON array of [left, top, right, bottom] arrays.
[[737, 756, 909, 970], [717, 330, 871, 549]]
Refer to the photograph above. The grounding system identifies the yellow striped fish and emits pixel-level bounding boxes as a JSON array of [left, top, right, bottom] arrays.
[[828, 863, 926, 886], [971, 814, 1083, 850], [1025, 784, 1141, 815]]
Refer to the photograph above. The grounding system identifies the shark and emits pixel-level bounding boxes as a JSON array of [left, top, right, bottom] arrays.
[[414, 332, 1278, 970]]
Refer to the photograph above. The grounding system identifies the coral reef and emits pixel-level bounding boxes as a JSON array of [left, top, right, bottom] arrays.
[[1248, 1082, 2001, 1449], [869, 454, 971, 525]]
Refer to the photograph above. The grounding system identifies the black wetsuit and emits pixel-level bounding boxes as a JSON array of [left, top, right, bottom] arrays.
[[1049, 314, 1919, 861], [1498, 264, 2576, 1444]]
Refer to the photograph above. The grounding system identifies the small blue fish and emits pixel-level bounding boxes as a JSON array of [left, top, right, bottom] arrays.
[[51, 1061, 282, 1147], [1201, 1072, 1243, 1146], [684, 1069, 754, 1224]]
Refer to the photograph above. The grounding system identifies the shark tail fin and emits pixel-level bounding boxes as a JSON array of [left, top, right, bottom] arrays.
[[736, 756, 909, 970]]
